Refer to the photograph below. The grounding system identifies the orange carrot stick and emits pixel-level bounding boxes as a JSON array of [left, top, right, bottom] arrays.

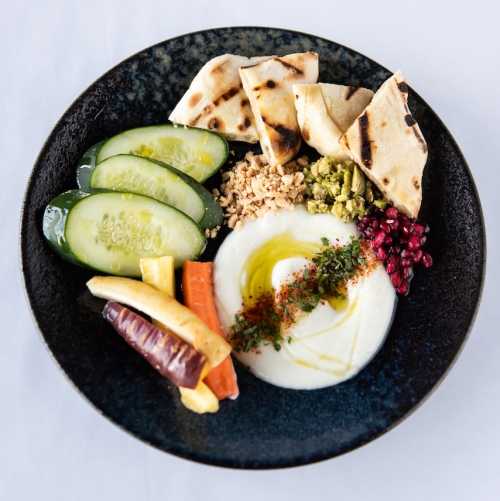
[[182, 261, 239, 400]]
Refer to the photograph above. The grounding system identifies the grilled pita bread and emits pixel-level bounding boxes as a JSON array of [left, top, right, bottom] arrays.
[[169, 54, 269, 143], [294, 83, 373, 158], [340, 72, 428, 218], [239, 52, 319, 166]]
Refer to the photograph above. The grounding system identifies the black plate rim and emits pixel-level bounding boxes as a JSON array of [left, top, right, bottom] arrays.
[[20, 26, 487, 469]]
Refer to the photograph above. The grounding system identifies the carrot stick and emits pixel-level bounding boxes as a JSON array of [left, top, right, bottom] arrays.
[[139, 257, 219, 413], [182, 261, 239, 400]]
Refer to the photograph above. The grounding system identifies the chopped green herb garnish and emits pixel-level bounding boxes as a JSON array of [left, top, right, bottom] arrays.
[[230, 237, 366, 352], [312, 237, 365, 300]]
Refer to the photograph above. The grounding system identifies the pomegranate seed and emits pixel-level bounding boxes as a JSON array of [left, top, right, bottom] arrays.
[[408, 235, 421, 251], [413, 249, 423, 263], [420, 236, 427, 246], [370, 219, 380, 229], [401, 223, 412, 237], [403, 266, 414, 279], [390, 272, 403, 288], [376, 247, 387, 261], [379, 221, 390, 233], [384, 235, 393, 246], [401, 258, 412, 268], [414, 223, 425, 236], [385, 207, 399, 219], [424, 224, 430, 234], [372, 231, 386, 249], [386, 256, 399, 274], [422, 253, 433, 268], [396, 280, 409, 296], [389, 219, 400, 231]]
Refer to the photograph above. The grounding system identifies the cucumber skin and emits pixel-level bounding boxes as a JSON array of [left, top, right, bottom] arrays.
[[96, 124, 229, 183], [43, 190, 91, 268], [43, 190, 207, 275], [76, 141, 105, 192], [122, 156, 223, 229], [86, 154, 223, 229]]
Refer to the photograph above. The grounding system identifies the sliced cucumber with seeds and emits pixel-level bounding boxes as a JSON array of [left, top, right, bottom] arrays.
[[43, 190, 206, 276], [86, 154, 222, 229], [96, 124, 228, 182]]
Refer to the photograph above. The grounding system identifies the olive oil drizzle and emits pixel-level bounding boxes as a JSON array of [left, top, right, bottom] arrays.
[[230, 235, 367, 352]]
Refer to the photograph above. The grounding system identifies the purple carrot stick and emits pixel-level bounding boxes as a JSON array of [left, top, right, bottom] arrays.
[[103, 301, 205, 389]]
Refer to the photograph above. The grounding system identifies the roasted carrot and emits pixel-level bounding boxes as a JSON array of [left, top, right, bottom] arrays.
[[182, 261, 239, 400], [139, 257, 219, 414], [88, 276, 231, 368]]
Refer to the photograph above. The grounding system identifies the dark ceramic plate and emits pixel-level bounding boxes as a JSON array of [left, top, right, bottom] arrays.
[[21, 27, 485, 469]]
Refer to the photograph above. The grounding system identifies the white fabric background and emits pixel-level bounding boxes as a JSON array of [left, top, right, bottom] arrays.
[[2, 1, 499, 499]]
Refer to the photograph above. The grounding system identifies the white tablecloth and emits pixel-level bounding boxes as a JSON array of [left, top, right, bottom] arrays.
[[2, 1, 498, 499]]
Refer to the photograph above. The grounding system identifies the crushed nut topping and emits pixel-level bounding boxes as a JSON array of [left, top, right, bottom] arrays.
[[215, 152, 307, 229], [204, 225, 221, 239]]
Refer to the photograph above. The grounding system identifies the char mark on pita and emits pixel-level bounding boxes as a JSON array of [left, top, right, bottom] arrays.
[[262, 116, 301, 151], [221, 86, 240, 101], [189, 112, 202, 126], [274, 57, 304, 75], [412, 126, 428, 153], [404, 114, 416, 126], [208, 117, 223, 130], [188, 102, 214, 126], [346, 86, 360, 100], [358, 112, 372, 168], [189, 92, 202, 107], [237, 116, 252, 131], [210, 59, 229, 75], [404, 112, 428, 154], [253, 79, 277, 92], [397, 81, 409, 93]]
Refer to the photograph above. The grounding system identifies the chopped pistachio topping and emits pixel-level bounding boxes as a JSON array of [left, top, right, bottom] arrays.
[[304, 157, 387, 221]]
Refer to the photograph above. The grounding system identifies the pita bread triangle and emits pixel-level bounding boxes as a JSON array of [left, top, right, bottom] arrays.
[[239, 52, 319, 166], [294, 83, 373, 158], [169, 54, 269, 143], [340, 72, 428, 218]]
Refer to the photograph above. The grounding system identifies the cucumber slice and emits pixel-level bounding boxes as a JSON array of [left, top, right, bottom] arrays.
[[88, 155, 222, 229], [43, 190, 206, 276], [96, 125, 228, 182], [76, 141, 105, 191], [43, 190, 90, 267]]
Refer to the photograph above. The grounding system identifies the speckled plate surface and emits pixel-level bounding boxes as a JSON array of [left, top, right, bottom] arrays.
[[21, 27, 485, 469]]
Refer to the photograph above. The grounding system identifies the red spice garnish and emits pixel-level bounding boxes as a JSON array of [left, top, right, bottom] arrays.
[[241, 293, 276, 324], [230, 237, 375, 352]]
